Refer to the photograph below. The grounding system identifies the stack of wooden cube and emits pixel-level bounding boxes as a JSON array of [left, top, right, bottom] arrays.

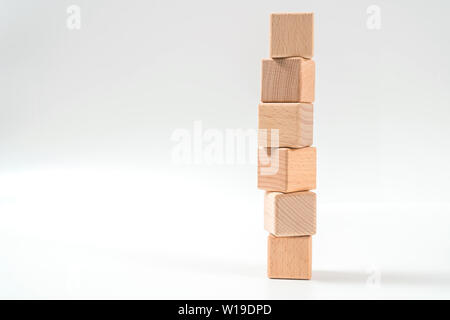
[[258, 13, 316, 280]]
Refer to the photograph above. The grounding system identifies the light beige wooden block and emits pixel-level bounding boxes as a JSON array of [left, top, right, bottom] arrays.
[[270, 13, 314, 59], [265, 191, 316, 236], [258, 103, 313, 148], [268, 234, 312, 280], [261, 58, 315, 103], [258, 147, 316, 192]]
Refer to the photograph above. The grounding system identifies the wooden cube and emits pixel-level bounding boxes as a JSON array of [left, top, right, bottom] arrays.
[[265, 191, 316, 236], [258, 103, 313, 148], [261, 58, 315, 103], [270, 13, 314, 58], [258, 147, 316, 192], [268, 234, 312, 279]]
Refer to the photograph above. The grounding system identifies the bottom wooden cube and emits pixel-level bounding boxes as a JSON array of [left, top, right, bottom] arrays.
[[267, 234, 312, 280]]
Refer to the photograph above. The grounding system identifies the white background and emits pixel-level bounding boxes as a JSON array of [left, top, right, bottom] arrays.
[[1, 0, 450, 299]]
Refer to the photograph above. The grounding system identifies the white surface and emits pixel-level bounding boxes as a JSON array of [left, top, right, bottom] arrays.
[[1, 167, 449, 299], [2, 0, 450, 299]]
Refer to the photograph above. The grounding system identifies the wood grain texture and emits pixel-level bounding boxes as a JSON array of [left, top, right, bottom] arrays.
[[258, 147, 316, 192], [270, 13, 314, 59], [267, 234, 312, 280], [265, 191, 316, 236], [258, 103, 313, 148], [261, 58, 315, 103]]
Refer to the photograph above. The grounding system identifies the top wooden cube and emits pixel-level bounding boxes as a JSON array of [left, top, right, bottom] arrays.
[[270, 13, 314, 59]]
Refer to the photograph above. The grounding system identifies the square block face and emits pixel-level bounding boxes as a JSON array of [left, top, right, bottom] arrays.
[[270, 13, 314, 59], [258, 103, 313, 148], [258, 147, 316, 192], [261, 58, 315, 103], [268, 234, 312, 280], [265, 191, 316, 236]]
